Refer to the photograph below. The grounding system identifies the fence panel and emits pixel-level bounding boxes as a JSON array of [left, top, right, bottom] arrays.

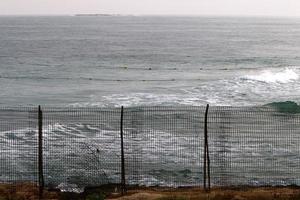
[[42, 107, 122, 190], [123, 106, 205, 187], [1, 106, 300, 189], [0, 107, 38, 184], [209, 106, 300, 187]]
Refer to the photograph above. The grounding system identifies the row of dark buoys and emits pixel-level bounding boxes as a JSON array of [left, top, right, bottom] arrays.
[[120, 66, 179, 70], [101, 66, 233, 71]]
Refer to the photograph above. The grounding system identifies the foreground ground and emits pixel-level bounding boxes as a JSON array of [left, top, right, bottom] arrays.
[[108, 187, 300, 200], [2, 183, 300, 200]]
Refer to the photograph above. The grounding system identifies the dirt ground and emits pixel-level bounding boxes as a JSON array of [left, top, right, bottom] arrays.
[[107, 187, 300, 200], [2, 183, 300, 200], [0, 183, 58, 200]]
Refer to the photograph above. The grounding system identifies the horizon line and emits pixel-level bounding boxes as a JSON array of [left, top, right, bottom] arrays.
[[0, 13, 300, 18]]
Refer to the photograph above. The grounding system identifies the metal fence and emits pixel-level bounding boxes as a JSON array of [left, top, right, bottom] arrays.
[[0, 105, 300, 192]]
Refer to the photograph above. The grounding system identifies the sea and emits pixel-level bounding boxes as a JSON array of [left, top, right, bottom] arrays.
[[1, 16, 300, 107], [1, 16, 300, 191]]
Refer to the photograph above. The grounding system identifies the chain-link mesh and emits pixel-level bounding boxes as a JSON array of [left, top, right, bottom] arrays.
[[1, 106, 300, 190]]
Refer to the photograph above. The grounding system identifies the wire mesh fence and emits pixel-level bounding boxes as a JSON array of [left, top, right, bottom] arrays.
[[123, 107, 204, 187], [209, 106, 300, 187], [0, 105, 300, 191], [42, 107, 122, 190], [0, 107, 38, 183]]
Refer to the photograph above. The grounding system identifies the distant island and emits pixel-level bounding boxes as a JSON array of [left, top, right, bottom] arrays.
[[75, 14, 122, 17]]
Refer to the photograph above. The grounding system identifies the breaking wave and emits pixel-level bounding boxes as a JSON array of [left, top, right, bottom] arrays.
[[67, 67, 300, 108], [265, 101, 300, 114], [242, 68, 299, 83]]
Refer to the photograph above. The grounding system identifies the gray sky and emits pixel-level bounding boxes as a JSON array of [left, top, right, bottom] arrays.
[[1, 0, 300, 16]]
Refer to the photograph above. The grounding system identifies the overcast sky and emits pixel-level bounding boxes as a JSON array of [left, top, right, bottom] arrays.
[[1, 0, 300, 17]]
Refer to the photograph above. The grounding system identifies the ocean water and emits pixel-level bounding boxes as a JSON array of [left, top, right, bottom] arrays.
[[1, 16, 300, 107], [1, 16, 300, 191]]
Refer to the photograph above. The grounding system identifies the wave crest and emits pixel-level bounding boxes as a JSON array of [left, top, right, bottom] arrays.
[[242, 68, 299, 83], [266, 101, 300, 114]]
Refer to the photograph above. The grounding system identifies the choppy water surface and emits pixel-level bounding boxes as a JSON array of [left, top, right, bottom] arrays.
[[1, 16, 300, 191], [1, 16, 300, 107]]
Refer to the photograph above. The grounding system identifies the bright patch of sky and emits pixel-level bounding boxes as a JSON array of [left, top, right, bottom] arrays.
[[0, 0, 300, 16]]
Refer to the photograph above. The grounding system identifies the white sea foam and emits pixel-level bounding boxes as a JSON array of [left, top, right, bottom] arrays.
[[57, 183, 84, 193], [242, 68, 299, 83], [67, 67, 300, 108]]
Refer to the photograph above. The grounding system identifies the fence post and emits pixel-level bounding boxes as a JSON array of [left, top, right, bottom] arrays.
[[120, 106, 126, 194], [206, 104, 211, 190], [38, 105, 44, 198], [203, 111, 207, 191], [203, 104, 210, 191]]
